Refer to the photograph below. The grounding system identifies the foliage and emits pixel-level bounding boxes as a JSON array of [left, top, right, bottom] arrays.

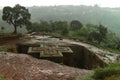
[[70, 20, 83, 31], [93, 63, 120, 80], [88, 31, 102, 43], [105, 75, 120, 80], [76, 63, 120, 80], [88, 24, 107, 44], [27, 5, 120, 36], [1, 26, 5, 32], [98, 24, 107, 37], [50, 20, 69, 31], [26, 20, 120, 52], [2, 5, 120, 35], [80, 75, 94, 80], [61, 27, 69, 36], [79, 27, 90, 37], [27, 20, 69, 34], [2, 4, 31, 34]]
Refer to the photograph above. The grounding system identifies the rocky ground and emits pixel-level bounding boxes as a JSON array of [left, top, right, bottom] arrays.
[[0, 34, 119, 80], [0, 52, 92, 80]]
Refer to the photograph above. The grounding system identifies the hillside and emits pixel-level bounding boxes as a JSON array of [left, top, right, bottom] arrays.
[[1, 5, 120, 35], [28, 5, 120, 36]]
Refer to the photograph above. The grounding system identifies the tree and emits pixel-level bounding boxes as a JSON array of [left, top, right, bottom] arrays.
[[27, 21, 51, 33], [98, 24, 107, 38], [88, 31, 102, 44], [88, 24, 107, 44], [50, 21, 68, 31], [40, 20, 51, 32], [79, 27, 89, 37], [2, 4, 31, 34], [1, 26, 5, 32], [116, 41, 120, 50], [70, 20, 83, 30], [61, 27, 69, 36], [27, 22, 40, 33]]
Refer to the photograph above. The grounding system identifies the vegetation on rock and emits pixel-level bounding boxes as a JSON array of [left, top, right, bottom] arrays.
[[93, 63, 120, 80]]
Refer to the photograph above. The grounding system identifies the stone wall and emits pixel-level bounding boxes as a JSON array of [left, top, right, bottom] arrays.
[[69, 44, 107, 69], [16, 43, 40, 53]]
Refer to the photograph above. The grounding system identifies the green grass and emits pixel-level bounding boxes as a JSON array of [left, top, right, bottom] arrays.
[[78, 63, 120, 80], [81, 75, 94, 80], [105, 75, 120, 80], [93, 63, 120, 80]]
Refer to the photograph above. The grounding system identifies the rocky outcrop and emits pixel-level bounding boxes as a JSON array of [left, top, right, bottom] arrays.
[[16, 35, 120, 69], [0, 52, 92, 80], [67, 45, 106, 69], [63, 39, 120, 69]]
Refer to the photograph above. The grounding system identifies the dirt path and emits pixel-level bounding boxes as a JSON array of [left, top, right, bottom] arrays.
[[0, 36, 26, 46]]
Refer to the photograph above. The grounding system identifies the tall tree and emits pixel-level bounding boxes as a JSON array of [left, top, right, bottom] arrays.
[[2, 4, 31, 34]]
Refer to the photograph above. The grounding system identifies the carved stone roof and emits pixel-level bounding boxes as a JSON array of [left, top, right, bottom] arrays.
[[28, 44, 73, 58]]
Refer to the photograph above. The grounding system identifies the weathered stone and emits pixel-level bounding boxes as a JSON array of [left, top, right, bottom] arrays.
[[28, 44, 73, 57], [27, 44, 73, 63], [16, 35, 120, 69]]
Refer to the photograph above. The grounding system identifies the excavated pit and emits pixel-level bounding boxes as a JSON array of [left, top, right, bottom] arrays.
[[16, 35, 119, 70], [16, 43, 107, 70], [69, 45, 106, 69]]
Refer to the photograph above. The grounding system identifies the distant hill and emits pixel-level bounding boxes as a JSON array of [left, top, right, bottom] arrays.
[[28, 5, 120, 36], [1, 5, 120, 36]]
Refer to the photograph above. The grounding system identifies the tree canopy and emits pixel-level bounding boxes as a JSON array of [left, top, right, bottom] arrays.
[[88, 24, 107, 44], [70, 20, 83, 30], [2, 4, 31, 34]]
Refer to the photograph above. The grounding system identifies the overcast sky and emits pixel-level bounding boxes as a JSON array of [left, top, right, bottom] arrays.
[[0, 0, 120, 8]]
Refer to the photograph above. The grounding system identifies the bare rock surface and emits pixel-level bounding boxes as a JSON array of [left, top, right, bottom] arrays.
[[63, 39, 120, 64], [0, 52, 92, 80]]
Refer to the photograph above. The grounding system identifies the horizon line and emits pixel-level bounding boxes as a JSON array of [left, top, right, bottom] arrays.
[[0, 4, 120, 9]]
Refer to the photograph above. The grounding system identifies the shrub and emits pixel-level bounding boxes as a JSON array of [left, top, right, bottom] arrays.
[[93, 63, 120, 80]]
